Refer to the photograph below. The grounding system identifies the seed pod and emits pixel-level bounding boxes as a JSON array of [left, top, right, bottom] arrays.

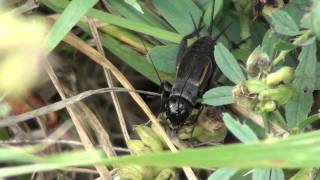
[[127, 140, 152, 155], [266, 66, 294, 86], [117, 165, 153, 180], [257, 101, 276, 112], [193, 125, 227, 143], [246, 47, 270, 77], [151, 123, 166, 145], [259, 84, 294, 105], [135, 125, 163, 152], [232, 81, 259, 109], [177, 125, 194, 140], [245, 80, 269, 93], [155, 168, 177, 180]]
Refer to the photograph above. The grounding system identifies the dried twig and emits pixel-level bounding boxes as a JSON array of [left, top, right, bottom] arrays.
[[88, 18, 130, 144], [0, 139, 130, 152]]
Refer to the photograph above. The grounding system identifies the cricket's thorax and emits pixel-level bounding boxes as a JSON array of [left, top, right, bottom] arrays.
[[187, 37, 215, 56]]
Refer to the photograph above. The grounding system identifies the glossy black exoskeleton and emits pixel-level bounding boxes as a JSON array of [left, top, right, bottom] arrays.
[[163, 2, 229, 128]]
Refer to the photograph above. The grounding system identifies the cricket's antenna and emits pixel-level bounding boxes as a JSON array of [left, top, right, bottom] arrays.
[[189, 13, 200, 38], [213, 23, 232, 42], [140, 39, 163, 85], [208, 0, 215, 36]]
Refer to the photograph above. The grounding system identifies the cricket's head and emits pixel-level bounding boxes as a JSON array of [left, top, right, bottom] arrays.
[[166, 96, 192, 127]]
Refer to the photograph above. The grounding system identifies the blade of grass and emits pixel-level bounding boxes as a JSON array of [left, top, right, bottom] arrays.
[[3, 128, 320, 177], [41, 0, 182, 43], [44, 0, 99, 53], [108, 0, 171, 30]]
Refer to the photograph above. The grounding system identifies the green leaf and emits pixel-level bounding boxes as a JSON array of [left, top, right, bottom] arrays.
[[152, 0, 202, 35], [283, 0, 308, 26], [148, 45, 178, 75], [286, 40, 317, 129], [275, 39, 296, 51], [223, 113, 259, 144], [310, 0, 320, 39], [44, 0, 99, 53], [301, 12, 312, 29], [214, 43, 246, 83], [270, 10, 300, 36], [208, 168, 239, 180], [262, 30, 280, 59], [202, 86, 234, 106], [253, 168, 284, 180], [315, 63, 320, 90]]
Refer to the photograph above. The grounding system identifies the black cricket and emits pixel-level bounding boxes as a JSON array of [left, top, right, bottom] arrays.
[[161, 1, 229, 128]]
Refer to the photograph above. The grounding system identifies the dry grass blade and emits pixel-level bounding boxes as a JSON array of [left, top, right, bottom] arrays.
[[37, 120, 74, 151], [73, 101, 116, 157], [0, 87, 158, 127], [45, 61, 112, 180], [88, 18, 130, 144], [61, 167, 99, 174], [62, 32, 197, 180]]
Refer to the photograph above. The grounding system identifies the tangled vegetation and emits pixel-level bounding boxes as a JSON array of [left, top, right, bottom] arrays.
[[0, 0, 320, 179]]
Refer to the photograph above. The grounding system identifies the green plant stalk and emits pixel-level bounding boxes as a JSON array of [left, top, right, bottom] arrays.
[[261, 112, 271, 134], [272, 30, 313, 66], [270, 110, 287, 131]]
